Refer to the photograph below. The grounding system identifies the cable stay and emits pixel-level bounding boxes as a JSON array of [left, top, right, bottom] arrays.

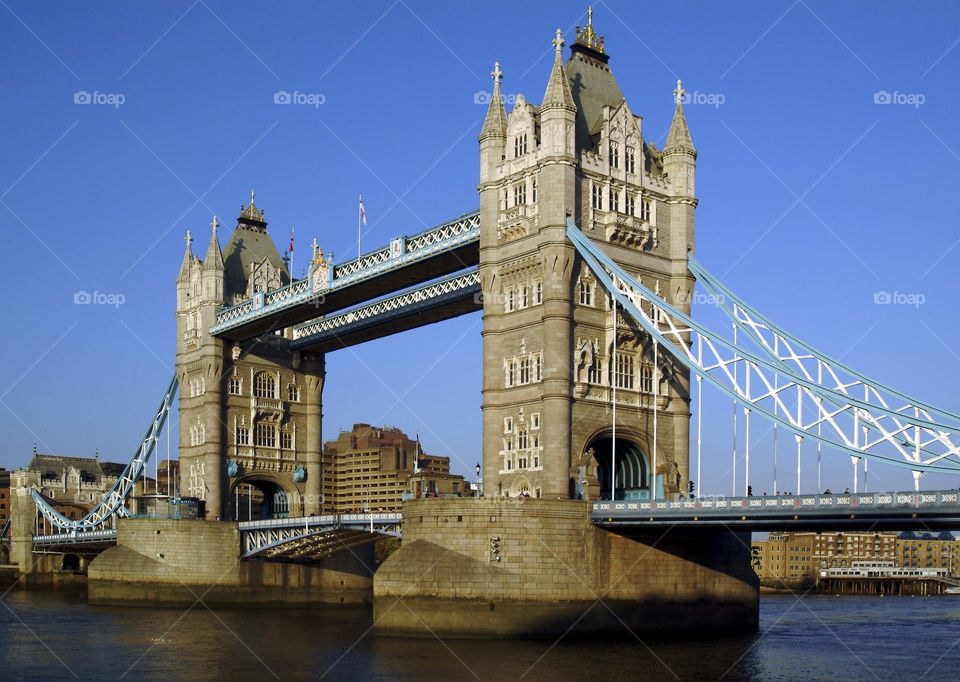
[[32, 375, 179, 532], [566, 219, 960, 476]]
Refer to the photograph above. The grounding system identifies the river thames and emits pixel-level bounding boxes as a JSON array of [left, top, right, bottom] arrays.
[[0, 591, 958, 680]]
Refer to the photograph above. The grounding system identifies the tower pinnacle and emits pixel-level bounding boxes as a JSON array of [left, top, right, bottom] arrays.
[[479, 61, 508, 141], [178, 229, 194, 282], [575, 5, 605, 54], [203, 214, 224, 271], [542, 29, 575, 111], [665, 79, 695, 154], [673, 79, 686, 105]]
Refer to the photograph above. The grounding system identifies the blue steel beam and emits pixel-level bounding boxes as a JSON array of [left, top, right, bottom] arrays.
[[211, 210, 480, 340]]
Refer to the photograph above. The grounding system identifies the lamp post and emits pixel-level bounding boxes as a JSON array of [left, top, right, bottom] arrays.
[[475, 462, 482, 498]]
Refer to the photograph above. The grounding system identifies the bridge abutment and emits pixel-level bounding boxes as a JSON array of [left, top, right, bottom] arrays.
[[373, 498, 758, 637], [88, 518, 375, 606]]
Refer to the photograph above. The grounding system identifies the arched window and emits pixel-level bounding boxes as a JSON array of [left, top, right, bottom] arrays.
[[253, 372, 276, 399]]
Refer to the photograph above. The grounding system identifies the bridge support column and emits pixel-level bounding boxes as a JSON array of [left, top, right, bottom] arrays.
[[302, 353, 325, 515], [9, 471, 37, 581], [375, 499, 758, 637]]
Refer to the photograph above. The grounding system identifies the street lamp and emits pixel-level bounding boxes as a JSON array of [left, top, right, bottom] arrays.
[[475, 462, 482, 497]]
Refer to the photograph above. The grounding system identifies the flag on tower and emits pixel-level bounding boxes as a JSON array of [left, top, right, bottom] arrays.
[[289, 225, 295, 254], [359, 194, 367, 225], [358, 193, 367, 259]]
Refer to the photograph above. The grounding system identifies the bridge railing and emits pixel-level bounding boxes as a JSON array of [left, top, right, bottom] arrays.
[[238, 512, 402, 531], [592, 489, 960, 517], [33, 529, 118, 546]]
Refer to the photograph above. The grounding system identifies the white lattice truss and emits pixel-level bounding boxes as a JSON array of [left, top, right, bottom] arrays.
[[213, 211, 480, 330], [32, 376, 178, 532], [293, 269, 479, 341], [567, 220, 960, 478], [240, 514, 401, 559]]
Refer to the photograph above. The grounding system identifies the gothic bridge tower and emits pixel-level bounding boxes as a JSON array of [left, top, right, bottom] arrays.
[[175, 194, 325, 519], [478, 14, 697, 501]]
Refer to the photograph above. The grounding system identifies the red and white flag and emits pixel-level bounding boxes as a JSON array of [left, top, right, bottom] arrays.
[[359, 194, 367, 225], [289, 225, 295, 254]]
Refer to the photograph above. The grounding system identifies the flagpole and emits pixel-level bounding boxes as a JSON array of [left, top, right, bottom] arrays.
[[358, 193, 362, 260]]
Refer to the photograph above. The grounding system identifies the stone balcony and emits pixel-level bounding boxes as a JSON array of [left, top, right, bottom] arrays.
[[252, 397, 284, 419], [497, 204, 538, 242], [593, 210, 657, 250]]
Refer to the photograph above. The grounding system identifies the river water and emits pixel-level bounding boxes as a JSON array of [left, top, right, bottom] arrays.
[[0, 591, 958, 680]]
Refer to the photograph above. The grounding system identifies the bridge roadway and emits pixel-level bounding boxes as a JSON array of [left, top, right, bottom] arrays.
[[592, 489, 960, 531], [211, 210, 479, 341], [31, 513, 403, 560]]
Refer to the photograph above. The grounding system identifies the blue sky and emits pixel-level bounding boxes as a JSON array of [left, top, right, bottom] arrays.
[[2, 1, 960, 496]]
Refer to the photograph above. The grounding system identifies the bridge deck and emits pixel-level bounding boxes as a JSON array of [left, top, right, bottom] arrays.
[[592, 490, 960, 531]]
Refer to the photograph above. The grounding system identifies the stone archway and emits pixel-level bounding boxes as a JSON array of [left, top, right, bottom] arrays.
[[229, 476, 295, 521], [509, 476, 532, 498], [585, 434, 650, 501]]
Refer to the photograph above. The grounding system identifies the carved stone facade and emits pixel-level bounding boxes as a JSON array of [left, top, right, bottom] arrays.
[[176, 198, 325, 519], [478, 21, 697, 501]]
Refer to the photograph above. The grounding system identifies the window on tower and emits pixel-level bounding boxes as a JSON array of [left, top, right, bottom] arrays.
[[237, 426, 250, 446], [287, 384, 300, 402], [592, 184, 604, 210], [626, 146, 636, 173], [579, 280, 593, 307], [614, 353, 635, 390], [626, 194, 636, 217], [640, 362, 654, 394], [610, 188, 620, 213], [255, 422, 276, 448], [513, 182, 527, 205], [228, 376, 242, 396], [609, 142, 619, 168], [514, 132, 528, 157], [640, 198, 652, 222], [254, 372, 277, 399]]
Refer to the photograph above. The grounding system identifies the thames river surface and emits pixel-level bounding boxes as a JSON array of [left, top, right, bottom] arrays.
[[1, 592, 958, 680]]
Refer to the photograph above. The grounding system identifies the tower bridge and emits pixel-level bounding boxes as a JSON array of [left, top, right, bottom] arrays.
[[11, 7, 960, 636]]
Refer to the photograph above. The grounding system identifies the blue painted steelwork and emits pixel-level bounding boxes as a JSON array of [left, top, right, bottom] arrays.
[[211, 210, 480, 335], [592, 489, 960, 531], [31, 375, 178, 531], [566, 220, 960, 474], [291, 268, 480, 351]]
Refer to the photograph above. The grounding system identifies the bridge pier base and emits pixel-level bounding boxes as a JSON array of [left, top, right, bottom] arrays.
[[374, 499, 758, 638]]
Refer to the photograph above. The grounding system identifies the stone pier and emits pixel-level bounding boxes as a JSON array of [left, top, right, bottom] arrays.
[[88, 518, 375, 606], [374, 498, 758, 637]]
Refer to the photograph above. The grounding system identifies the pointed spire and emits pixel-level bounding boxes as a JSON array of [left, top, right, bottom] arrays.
[[203, 215, 224, 271], [177, 229, 194, 282], [542, 29, 575, 111], [665, 79, 695, 153], [479, 61, 507, 141]]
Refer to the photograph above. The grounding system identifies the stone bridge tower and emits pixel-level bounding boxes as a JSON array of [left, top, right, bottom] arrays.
[[478, 15, 697, 501], [175, 195, 325, 519]]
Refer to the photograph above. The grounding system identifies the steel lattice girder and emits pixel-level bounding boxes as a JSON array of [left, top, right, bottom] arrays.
[[566, 220, 960, 474]]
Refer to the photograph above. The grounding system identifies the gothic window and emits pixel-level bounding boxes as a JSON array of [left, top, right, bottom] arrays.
[[190, 421, 206, 446], [592, 184, 604, 210], [255, 422, 276, 448], [519, 356, 531, 384], [611, 187, 620, 213], [578, 280, 593, 307], [237, 426, 250, 446], [503, 188, 509, 209], [228, 376, 242, 395], [532, 178, 537, 203], [534, 280, 543, 304], [506, 287, 516, 312], [587, 359, 603, 385], [609, 141, 619, 168], [287, 384, 300, 402], [514, 132, 528, 157], [189, 376, 205, 398], [534, 354, 542, 381], [254, 372, 276, 399], [615, 353, 635, 390], [517, 429, 529, 450], [504, 417, 513, 433], [626, 194, 636, 217], [521, 285, 529, 308], [506, 359, 517, 387], [640, 362, 654, 394], [531, 413, 540, 430], [626, 146, 636, 173], [513, 182, 527, 205], [640, 198, 652, 222], [280, 430, 293, 449]]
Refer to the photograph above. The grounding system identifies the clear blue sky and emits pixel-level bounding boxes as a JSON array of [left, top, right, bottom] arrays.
[[2, 1, 959, 496]]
